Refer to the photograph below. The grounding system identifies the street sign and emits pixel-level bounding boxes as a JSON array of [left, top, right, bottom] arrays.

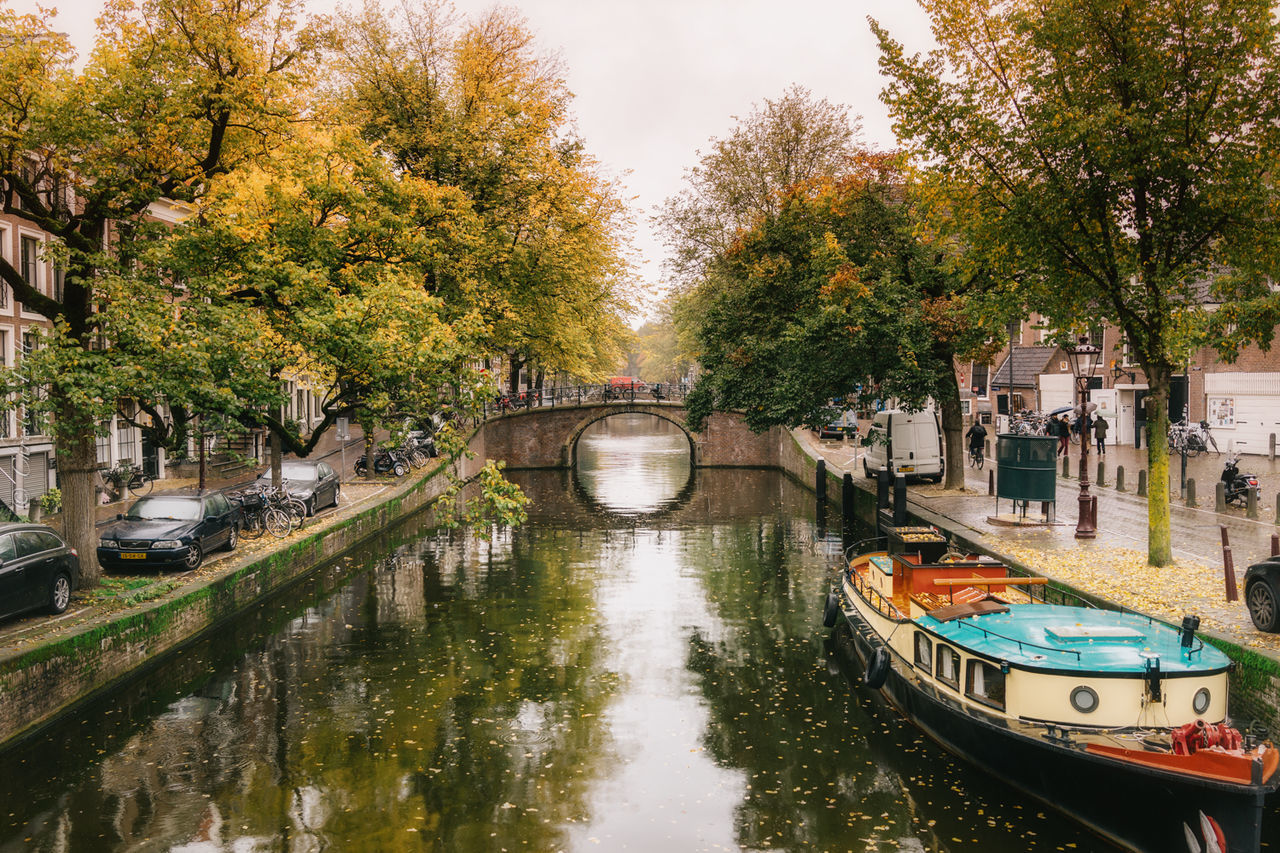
[[336, 417, 350, 441]]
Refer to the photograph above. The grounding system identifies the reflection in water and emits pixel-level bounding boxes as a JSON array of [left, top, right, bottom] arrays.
[[574, 413, 692, 516], [0, 418, 1200, 851]]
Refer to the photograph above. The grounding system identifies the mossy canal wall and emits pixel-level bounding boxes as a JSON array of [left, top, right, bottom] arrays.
[[0, 453, 483, 748], [778, 430, 1280, 732]]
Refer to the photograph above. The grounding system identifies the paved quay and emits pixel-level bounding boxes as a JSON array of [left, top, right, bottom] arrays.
[[800, 430, 1280, 662]]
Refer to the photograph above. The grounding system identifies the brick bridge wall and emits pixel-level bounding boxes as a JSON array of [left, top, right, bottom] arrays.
[[469, 402, 786, 468]]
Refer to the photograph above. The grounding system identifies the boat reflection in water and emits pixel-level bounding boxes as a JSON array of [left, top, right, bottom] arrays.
[[826, 524, 1280, 853]]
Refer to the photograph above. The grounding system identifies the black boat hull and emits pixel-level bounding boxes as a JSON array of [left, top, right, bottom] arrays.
[[832, 611, 1271, 853]]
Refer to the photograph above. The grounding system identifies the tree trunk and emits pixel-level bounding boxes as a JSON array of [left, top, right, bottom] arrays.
[[361, 417, 377, 480], [939, 393, 965, 490], [270, 431, 283, 489], [1144, 368, 1173, 566], [56, 407, 100, 586], [507, 356, 524, 395]]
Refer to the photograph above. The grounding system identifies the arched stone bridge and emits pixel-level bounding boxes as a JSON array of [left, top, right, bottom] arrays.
[[469, 400, 787, 469]]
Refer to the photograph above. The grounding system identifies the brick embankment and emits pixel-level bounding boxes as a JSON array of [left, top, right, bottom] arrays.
[[787, 428, 1280, 730], [0, 454, 474, 748]]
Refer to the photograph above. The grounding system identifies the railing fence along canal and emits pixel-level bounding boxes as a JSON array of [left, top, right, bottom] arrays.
[[479, 383, 691, 420]]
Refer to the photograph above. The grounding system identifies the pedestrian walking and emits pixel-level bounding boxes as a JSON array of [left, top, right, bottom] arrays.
[[1094, 415, 1108, 454], [1057, 415, 1069, 457]]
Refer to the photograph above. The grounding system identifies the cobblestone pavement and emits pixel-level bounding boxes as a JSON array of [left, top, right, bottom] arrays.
[[802, 429, 1280, 661]]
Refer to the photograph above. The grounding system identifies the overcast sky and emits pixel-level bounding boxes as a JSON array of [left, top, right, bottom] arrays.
[[14, 0, 936, 319]]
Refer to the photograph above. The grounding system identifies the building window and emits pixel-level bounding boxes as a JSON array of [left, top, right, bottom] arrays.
[[972, 363, 989, 397], [965, 659, 1006, 709], [913, 632, 933, 673], [23, 405, 42, 437], [20, 236, 38, 287], [936, 646, 960, 690], [52, 266, 64, 302], [21, 332, 36, 358], [961, 399, 971, 416]]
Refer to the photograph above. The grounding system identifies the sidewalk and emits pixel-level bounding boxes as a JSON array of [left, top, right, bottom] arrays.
[[803, 430, 1280, 661]]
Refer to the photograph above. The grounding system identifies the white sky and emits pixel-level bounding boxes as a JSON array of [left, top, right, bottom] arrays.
[[12, 0, 936, 321]]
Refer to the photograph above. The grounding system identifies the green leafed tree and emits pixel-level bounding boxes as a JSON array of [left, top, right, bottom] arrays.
[[873, 0, 1280, 564], [682, 157, 1000, 488]]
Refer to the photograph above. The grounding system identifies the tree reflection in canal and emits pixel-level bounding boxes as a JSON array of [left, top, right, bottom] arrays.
[[0, 413, 1173, 850]]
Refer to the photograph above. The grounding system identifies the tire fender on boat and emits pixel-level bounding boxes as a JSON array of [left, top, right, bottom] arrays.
[[864, 646, 891, 689], [823, 592, 840, 628]]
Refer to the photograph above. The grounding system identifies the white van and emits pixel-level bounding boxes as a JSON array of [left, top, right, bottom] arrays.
[[861, 409, 944, 482]]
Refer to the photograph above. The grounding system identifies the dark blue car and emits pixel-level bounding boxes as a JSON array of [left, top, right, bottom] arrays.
[[0, 523, 79, 620], [97, 491, 239, 572]]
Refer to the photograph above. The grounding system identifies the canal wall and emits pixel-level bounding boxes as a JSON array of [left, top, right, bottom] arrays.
[[776, 429, 1280, 731], [0, 453, 486, 748]]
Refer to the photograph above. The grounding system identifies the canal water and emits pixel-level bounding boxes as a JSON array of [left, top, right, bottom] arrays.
[[1, 413, 1262, 851]]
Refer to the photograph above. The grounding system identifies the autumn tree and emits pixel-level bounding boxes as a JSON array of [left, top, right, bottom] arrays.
[[0, 0, 317, 582], [331, 1, 636, 392], [657, 86, 861, 289], [682, 158, 997, 488], [874, 0, 1280, 564]]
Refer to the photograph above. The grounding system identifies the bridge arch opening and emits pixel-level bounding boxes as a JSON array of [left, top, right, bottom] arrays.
[[570, 413, 695, 517], [565, 408, 697, 469]]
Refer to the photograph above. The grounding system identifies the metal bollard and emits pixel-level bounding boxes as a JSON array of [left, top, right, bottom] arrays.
[[893, 474, 908, 526], [1137, 469, 1147, 497], [1186, 478, 1197, 508], [1096, 460, 1106, 487], [842, 473, 855, 526], [876, 466, 890, 510], [988, 469, 995, 496], [816, 459, 827, 503], [1248, 486, 1259, 520], [1062, 455, 1071, 477], [1116, 466, 1126, 492], [1271, 433, 1276, 462], [1272, 533, 1279, 557], [1216, 481, 1226, 513], [1224, 545, 1239, 602], [1276, 493, 1280, 526]]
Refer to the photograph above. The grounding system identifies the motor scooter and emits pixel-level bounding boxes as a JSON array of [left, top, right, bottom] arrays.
[[353, 448, 409, 478], [1221, 453, 1262, 506]]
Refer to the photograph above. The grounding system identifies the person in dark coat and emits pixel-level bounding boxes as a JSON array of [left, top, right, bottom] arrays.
[[1094, 415, 1108, 454], [1056, 415, 1070, 457]]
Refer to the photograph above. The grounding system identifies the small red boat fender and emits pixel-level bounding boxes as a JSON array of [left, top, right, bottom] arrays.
[[1172, 720, 1244, 756]]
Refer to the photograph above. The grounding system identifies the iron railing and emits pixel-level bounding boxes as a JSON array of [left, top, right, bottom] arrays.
[[480, 383, 691, 420]]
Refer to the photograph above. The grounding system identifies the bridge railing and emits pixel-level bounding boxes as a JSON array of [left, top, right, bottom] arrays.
[[480, 383, 690, 420]]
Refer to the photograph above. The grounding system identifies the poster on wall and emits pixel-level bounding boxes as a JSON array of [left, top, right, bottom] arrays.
[[1208, 397, 1235, 428]]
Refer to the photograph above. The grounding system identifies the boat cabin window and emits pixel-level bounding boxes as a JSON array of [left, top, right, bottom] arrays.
[[965, 659, 1006, 709], [936, 645, 960, 690], [913, 632, 932, 673]]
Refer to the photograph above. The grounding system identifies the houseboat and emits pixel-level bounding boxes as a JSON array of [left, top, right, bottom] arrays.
[[824, 524, 1279, 853]]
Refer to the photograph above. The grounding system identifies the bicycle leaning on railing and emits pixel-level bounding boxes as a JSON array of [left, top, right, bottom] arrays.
[[98, 461, 154, 503]]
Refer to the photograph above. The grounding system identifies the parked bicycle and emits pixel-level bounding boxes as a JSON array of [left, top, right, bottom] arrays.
[[227, 486, 293, 539], [99, 461, 154, 502]]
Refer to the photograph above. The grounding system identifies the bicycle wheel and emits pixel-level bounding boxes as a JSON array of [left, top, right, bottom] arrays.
[[265, 507, 292, 538], [239, 511, 265, 539], [976, 451, 984, 470], [129, 472, 154, 496], [285, 498, 306, 527], [410, 449, 428, 467]]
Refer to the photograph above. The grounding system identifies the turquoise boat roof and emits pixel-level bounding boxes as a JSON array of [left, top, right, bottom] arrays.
[[917, 603, 1231, 674]]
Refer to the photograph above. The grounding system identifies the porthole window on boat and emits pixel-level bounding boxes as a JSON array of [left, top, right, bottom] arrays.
[[965, 660, 1006, 709], [914, 632, 933, 673], [1069, 685, 1099, 714], [936, 646, 960, 689], [1193, 687, 1211, 715]]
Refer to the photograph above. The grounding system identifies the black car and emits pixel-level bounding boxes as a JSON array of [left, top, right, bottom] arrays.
[[0, 523, 79, 620], [97, 491, 239, 571], [254, 460, 340, 516], [1245, 557, 1280, 632]]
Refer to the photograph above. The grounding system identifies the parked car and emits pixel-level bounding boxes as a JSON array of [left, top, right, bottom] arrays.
[[97, 491, 240, 572], [254, 460, 341, 515], [861, 409, 945, 483], [1245, 557, 1280, 632], [0, 523, 79, 620]]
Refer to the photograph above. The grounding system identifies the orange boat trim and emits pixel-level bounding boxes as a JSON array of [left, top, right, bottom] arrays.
[[1086, 743, 1280, 787]]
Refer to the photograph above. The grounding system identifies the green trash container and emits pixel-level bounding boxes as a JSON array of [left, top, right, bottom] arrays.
[[996, 434, 1057, 503]]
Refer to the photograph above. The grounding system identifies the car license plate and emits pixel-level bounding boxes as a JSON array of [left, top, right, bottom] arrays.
[[900, 465, 915, 472], [120, 552, 147, 560]]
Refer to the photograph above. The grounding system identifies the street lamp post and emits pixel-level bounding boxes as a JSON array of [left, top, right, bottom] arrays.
[[1066, 336, 1101, 539]]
